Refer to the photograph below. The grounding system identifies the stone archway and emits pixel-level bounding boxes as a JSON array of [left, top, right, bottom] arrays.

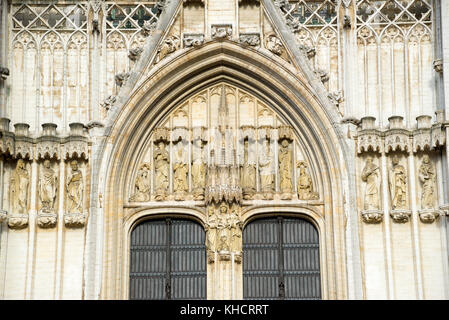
[[93, 41, 355, 300]]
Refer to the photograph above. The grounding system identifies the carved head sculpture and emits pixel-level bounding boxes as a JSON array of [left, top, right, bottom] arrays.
[[366, 156, 373, 164], [422, 154, 430, 164], [219, 203, 228, 215], [392, 155, 399, 166], [43, 159, 51, 169], [281, 139, 289, 148], [16, 159, 26, 171], [158, 141, 165, 150], [70, 160, 79, 171]]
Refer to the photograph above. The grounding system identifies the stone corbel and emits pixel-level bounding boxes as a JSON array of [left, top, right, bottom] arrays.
[[385, 116, 411, 154], [115, 72, 130, 87], [37, 213, 58, 228], [128, 47, 143, 61], [356, 117, 382, 154], [64, 212, 86, 228], [361, 210, 383, 224], [418, 209, 442, 224], [0, 210, 7, 223], [8, 214, 29, 229], [239, 33, 261, 47], [390, 209, 412, 224], [413, 115, 432, 153], [183, 33, 205, 48]]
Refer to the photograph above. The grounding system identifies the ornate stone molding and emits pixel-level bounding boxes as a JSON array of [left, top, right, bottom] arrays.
[[64, 212, 86, 228], [0, 131, 15, 156], [239, 33, 260, 47], [115, 72, 130, 87], [361, 210, 383, 224], [277, 125, 293, 141], [211, 24, 232, 40], [356, 117, 382, 154], [153, 127, 170, 143], [183, 33, 205, 48], [142, 20, 157, 36], [8, 214, 29, 229], [0, 210, 7, 223], [390, 210, 412, 223]]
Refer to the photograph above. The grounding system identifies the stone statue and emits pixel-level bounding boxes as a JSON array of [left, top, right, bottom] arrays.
[[389, 156, 407, 210], [154, 141, 169, 201], [66, 160, 83, 214], [228, 205, 242, 252], [297, 161, 318, 200], [192, 139, 206, 200], [173, 144, 188, 198], [10, 159, 29, 214], [130, 163, 151, 202], [259, 139, 274, 199], [241, 139, 256, 200], [279, 139, 292, 198], [206, 206, 217, 254], [216, 203, 230, 252], [361, 156, 380, 210], [418, 155, 436, 209], [39, 160, 58, 213]]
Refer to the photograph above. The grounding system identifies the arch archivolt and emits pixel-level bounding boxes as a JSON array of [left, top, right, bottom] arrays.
[[99, 41, 350, 300]]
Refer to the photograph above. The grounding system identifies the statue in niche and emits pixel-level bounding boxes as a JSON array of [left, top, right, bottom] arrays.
[[173, 144, 188, 199], [66, 160, 83, 214], [258, 139, 274, 199], [279, 139, 293, 198], [297, 161, 319, 200], [10, 159, 29, 214], [241, 139, 256, 200], [361, 156, 380, 210], [130, 163, 151, 202], [216, 203, 230, 252], [192, 139, 206, 200], [154, 141, 169, 201], [39, 160, 58, 213], [418, 154, 436, 209], [205, 206, 217, 254], [389, 156, 407, 210], [228, 205, 242, 252]]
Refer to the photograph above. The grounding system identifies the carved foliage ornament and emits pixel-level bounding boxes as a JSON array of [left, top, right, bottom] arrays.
[[183, 34, 205, 48], [211, 25, 232, 40]]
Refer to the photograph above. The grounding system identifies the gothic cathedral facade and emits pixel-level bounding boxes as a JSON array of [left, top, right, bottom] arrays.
[[0, 0, 448, 300]]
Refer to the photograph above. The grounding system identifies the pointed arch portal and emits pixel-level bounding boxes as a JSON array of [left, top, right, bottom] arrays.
[[95, 41, 356, 300]]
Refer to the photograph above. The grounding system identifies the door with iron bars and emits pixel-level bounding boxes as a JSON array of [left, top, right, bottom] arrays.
[[243, 216, 321, 300], [129, 218, 207, 300]]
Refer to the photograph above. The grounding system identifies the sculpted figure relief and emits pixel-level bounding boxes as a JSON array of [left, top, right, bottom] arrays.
[[279, 139, 293, 198], [418, 155, 436, 209], [192, 139, 206, 200], [154, 141, 169, 201], [241, 139, 256, 200], [10, 159, 29, 214], [361, 156, 380, 210], [389, 156, 407, 210], [66, 160, 83, 214], [173, 144, 188, 199], [216, 203, 230, 252], [228, 205, 242, 253], [259, 139, 274, 199], [297, 161, 318, 200], [130, 163, 151, 202], [39, 160, 58, 213]]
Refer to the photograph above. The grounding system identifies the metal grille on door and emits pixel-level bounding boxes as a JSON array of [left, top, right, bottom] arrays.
[[129, 218, 206, 300], [243, 217, 321, 300]]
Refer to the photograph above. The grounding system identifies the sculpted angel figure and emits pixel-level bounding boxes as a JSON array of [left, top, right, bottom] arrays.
[[10, 159, 29, 214], [418, 155, 436, 209], [389, 156, 407, 210], [66, 160, 83, 214], [39, 160, 58, 213], [361, 156, 380, 210], [241, 139, 256, 199], [154, 141, 169, 200]]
